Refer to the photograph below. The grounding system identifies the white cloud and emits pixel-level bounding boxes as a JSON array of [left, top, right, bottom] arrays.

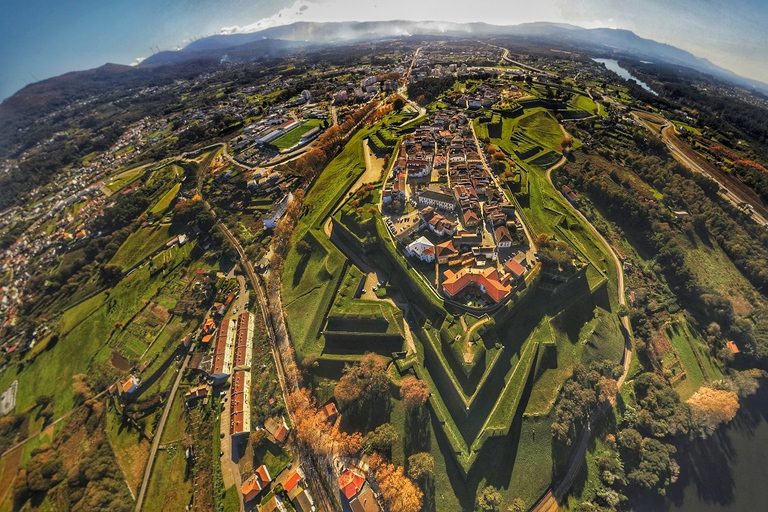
[[220, 0, 565, 35]]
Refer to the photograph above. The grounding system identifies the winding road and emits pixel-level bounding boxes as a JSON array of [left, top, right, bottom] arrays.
[[528, 148, 633, 512]]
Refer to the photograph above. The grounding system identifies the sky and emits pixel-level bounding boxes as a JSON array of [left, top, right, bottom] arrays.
[[1, 0, 767, 101]]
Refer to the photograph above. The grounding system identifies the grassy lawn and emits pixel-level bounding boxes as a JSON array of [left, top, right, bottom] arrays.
[[161, 392, 188, 443], [667, 320, 723, 400], [150, 183, 181, 215], [684, 233, 764, 316], [282, 124, 382, 357], [517, 109, 564, 152], [107, 407, 151, 494], [143, 443, 193, 512], [0, 446, 23, 509], [271, 118, 324, 150], [110, 223, 173, 271], [253, 440, 292, 478], [0, 258, 190, 420], [571, 94, 597, 115], [105, 166, 146, 192]]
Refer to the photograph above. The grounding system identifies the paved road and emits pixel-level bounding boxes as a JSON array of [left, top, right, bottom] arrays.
[[528, 149, 633, 512], [633, 112, 768, 226], [495, 46, 558, 77], [134, 348, 192, 512]]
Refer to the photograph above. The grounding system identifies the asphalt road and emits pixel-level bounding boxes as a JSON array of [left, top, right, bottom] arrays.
[[134, 348, 192, 512], [633, 111, 768, 226], [528, 150, 634, 512]]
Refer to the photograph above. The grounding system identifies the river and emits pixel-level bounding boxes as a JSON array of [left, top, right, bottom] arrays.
[[636, 383, 768, 511], [593, 58, 658, 96]]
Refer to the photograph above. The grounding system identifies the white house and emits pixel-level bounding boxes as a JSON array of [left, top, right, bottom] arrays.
[[405, 236, 436, 263]]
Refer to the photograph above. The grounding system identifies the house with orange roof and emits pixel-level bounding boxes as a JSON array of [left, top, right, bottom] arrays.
[[242, 464, 272, 503], [339, 469, 366, 501], [319, 401, 338, 424], [435, 240, 458, 264], [463, 208, 480, 227], [230, 370, 252, 437], [504, 258, 526, 283], [283, 469, 303, 494], [202, 318, 215, 334], [494, 226, 513, 248], [118, 375, 140, 396], [726, 341, 740, 354], [442, 267, 512, 304], [265, 415, 290, 445]]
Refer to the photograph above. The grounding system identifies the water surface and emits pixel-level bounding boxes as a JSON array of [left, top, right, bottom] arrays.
[[636, 383, 768, 511], [593, 58, 658, 95]]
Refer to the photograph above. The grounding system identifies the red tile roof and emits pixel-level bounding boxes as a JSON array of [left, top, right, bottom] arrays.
[[505, 258, 526, 279], [442, 267, 511, 303], [283, 470, 302, 493], [339, 469, 365, 500]]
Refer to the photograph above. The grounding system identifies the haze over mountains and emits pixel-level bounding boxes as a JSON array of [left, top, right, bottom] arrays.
[[3, 19, 768, 109], [137, 20, 768, 95]]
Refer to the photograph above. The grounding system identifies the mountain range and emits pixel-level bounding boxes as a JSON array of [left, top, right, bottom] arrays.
[[139, 20, 768, 94]]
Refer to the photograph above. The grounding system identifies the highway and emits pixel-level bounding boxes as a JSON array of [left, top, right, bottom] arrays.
[[632, 111, 768, 226]]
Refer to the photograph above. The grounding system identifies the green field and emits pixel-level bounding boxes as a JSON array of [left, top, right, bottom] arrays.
[[106, 166, 146, 192], [517, 110, 566, 153], [110, 223, 173, 271], [571, 94, 597, 115], [150, 183, 181, 215], [107, 407, 151, 494], [272, 118, 324, 150], [0, 244, 201, 424], [143, 443, 193, 512], [282, 123, 380, 357]]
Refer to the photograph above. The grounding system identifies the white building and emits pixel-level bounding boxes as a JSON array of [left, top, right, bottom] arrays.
[[405, 236, 436, 263], [263, 192, 294, 229]]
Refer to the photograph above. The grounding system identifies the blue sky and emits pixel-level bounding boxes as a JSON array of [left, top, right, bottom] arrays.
[[1, 0, 767, 101]]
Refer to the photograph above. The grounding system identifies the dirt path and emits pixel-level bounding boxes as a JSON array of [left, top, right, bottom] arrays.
[[334, 139, 384, 215], [462, 316, 491, 363]]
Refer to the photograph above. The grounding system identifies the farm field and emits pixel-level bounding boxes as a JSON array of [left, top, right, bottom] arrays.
[[110, 223, 175, 271]]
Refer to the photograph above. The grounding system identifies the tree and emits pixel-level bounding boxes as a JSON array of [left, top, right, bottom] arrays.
[[507, 497, 526, 512], [407, 452, 434, 481], [364, 423, 399, 454], [687, 387, 739, 436], [477, 485, 502, 511], [393, 97, 406, 111], [400, 376, 430, 409], [375, 461, 423, 512], [296, 240, 312, 256], [250, 429, 268, 449], [334, 353, 390, 411]]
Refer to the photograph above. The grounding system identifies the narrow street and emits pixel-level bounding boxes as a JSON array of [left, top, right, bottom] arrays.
[[134, 348, 193, 512]]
